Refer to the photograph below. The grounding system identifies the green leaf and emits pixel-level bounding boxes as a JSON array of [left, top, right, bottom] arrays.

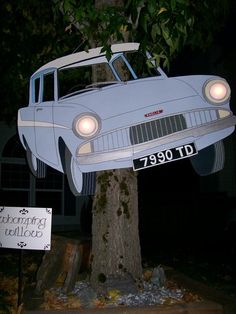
[[63, 0, 75, 13], [147, 0, 156, 15], [161, 24, 172, 45], [151, 23, 161, 41], [170, 0, 176, 10], [139, 13, 148, 33]]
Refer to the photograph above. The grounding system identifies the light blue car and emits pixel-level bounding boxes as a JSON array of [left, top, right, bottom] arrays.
[[17, 43, 236, 195]]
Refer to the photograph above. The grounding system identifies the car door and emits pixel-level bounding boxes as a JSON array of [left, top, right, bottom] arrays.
[[35, 70, 59, 166]]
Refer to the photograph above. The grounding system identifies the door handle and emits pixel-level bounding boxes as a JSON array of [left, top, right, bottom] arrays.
[[36, 108, 43, 112]]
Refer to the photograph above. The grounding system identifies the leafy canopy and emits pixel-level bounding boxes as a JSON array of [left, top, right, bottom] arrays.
[[0, 0, 78, 122], [0, 0, 230, 122], [56, 0, 229, 68]]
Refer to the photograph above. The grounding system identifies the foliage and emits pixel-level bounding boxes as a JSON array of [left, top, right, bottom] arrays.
[[0, 0, 81, 123], [56, 0, 230, 68], [0, 0, 230, 121]]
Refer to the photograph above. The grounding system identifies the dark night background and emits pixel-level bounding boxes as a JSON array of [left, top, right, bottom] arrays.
[[0, 0, 236, 304], [138, 2, 236, 288]]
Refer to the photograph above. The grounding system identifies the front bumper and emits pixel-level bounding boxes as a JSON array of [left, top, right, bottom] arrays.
[[77, 111, 236, 166]]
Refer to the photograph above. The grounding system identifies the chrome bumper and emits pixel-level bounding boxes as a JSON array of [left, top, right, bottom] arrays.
[[77, 115, 236, 165]]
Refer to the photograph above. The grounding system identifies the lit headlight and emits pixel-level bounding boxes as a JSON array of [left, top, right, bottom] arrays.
[[203, 79, 231, 105], [73, 113, 101, 138]]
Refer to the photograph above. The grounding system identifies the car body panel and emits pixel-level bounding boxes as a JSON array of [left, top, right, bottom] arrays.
[[17, 42, 236, 195]]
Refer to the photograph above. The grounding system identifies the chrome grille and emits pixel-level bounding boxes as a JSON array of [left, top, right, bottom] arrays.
[[93, 127, 130, 152], [130, 114, 187, 145], [91, 109, 220, 152], [183, 109, 218, 127]]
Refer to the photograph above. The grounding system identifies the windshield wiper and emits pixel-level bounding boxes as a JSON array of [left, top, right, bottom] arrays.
[[60, 87, 100, 99], [60, 81, 125, 100], [85, 81, 125, 88]]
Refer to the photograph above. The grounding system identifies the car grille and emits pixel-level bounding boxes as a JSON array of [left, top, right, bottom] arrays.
[[91, 109, 219, 153], [130, 114, 186, 145]]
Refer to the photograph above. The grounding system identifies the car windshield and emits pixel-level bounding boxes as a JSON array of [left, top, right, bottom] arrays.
[[58, 51, 160, 99], [58, 63, 117, 99], [116, 51, 160, 79]]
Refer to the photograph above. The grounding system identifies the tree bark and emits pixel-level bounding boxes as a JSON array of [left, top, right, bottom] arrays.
[[35, 235, 84, 294], [90, 169, 142, 288], [90, 0, 142, 290]]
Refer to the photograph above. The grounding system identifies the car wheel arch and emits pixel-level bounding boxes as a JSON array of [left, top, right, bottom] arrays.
[[58, 138, 96, 196], [23, 137, 47, 178], [58, 137, 67, 173], [190, 140, 225, 176], [22, 135, 27, 150]]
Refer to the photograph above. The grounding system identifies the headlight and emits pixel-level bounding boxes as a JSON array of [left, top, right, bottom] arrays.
[[203, 79, 231, 105], [73, 113, 101, 138]]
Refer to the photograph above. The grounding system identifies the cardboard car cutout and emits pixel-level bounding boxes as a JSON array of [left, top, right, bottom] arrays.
[[17, 42, 236, 195]]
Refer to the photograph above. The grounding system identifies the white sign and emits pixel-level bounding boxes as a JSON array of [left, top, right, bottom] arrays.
[[0, 206, 52, 250]]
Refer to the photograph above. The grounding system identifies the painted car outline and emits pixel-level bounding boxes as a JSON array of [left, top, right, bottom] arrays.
[[17, 42, 236, 195]]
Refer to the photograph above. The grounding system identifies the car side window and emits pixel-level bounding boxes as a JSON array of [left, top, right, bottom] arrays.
[[43, 72, 54, 102], [124, 51, 159, 78], [33, 77, 40, 103], [112, 56, 136, 81]]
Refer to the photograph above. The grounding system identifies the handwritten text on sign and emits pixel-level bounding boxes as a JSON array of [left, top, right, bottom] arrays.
[[0, 207, 52, 250]]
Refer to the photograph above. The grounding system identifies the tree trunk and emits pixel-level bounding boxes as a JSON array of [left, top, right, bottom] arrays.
[[90, 0, 142, 291], [90, 169, 142, 288]]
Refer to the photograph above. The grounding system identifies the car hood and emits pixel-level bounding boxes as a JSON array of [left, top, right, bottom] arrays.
[[61, 76, 201, 120]]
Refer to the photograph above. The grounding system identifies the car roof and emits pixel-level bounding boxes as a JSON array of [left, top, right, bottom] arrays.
[[34, 42, 140, 75]]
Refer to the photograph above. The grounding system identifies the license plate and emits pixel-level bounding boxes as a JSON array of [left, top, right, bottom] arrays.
[[133, 143, 197, 171]]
